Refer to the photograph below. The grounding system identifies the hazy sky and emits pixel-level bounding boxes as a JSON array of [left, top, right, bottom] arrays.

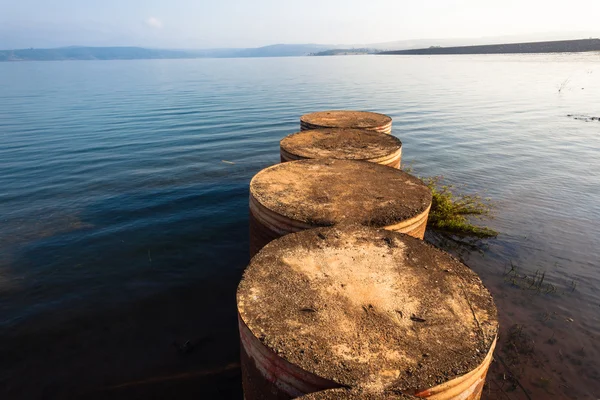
[[1, 0, 599, 49]]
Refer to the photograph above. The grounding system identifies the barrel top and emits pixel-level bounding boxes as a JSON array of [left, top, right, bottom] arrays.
[[250, 159, 431, 227], [297, 388, 416, 399], [280, 128, 401, 161], [301, 111, 392, 129], [238, 225, 498, 393]]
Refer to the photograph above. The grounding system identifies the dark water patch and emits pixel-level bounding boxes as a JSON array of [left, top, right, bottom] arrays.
[[0, 181, 250, 329], [0, 278, 243, 399]]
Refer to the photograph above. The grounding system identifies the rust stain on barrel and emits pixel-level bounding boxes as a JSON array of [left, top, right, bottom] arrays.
[[280, 128, 402, 168], [238, 226, 498, 399]]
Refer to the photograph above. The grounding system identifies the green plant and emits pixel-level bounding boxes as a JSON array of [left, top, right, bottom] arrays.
[[424, 176, 497, 238]]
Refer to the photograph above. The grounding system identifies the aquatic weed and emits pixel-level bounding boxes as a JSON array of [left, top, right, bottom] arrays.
[[423, 176, 497, 238], [503, 262, 558, 295]]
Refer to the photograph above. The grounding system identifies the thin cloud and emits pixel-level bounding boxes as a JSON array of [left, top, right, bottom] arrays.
[[145, 17, 163, 29]]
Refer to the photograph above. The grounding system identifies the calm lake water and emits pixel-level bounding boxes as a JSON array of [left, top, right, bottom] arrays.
[[1, 54, 599, 399]]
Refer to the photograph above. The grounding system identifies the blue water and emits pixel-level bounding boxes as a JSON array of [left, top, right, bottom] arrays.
[[1, 54, 599, 398]]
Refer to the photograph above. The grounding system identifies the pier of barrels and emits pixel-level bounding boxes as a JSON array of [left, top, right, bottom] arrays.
[[238, 110, 498, 399]]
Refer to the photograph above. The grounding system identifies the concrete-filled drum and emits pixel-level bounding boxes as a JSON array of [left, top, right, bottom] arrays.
[[280, 128, 402, 168], [249, 159, 431, 256], [238, 225, 499, 400], [300, 110, 392, 134]]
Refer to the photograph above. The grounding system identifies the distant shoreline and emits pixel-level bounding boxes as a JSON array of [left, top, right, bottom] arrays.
[[1, 39, 599, 62], [380, 38, 600, 55]]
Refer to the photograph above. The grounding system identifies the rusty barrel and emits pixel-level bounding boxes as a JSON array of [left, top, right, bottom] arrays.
[[296, 388, 417, 399], [280, 128, 402, 168], [248, 159, 431, 257], [238, 225, 499, 400], [300, 110, 392, 134]]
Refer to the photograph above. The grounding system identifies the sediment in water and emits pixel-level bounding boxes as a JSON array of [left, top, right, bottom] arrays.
[[280, 128, 402, 168], [238, 225, 498, 399], [300, 111, 392, 134], [249, 159, 432, 256]]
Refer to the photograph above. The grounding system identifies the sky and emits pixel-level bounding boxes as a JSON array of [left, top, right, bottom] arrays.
[[1, 0, 600, 49]]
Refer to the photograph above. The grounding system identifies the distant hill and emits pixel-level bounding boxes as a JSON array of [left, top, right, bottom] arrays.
[[0, 47, 193, 61], [232, 44, 330, 57], [0, 44, 331, 62], [380, 39, 600, 55], [312, 48, 376, 56]]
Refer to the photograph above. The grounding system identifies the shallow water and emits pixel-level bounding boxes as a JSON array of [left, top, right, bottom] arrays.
[[1, 54, 599, 398]]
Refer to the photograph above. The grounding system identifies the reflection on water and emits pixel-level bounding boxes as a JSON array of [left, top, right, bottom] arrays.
[[0, 53, 599, 398]]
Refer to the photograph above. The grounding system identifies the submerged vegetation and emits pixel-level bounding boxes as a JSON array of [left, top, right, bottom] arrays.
[[504, 262, 557, 294], [503, 261, 578, 296], [424, 176, 497, 239]]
